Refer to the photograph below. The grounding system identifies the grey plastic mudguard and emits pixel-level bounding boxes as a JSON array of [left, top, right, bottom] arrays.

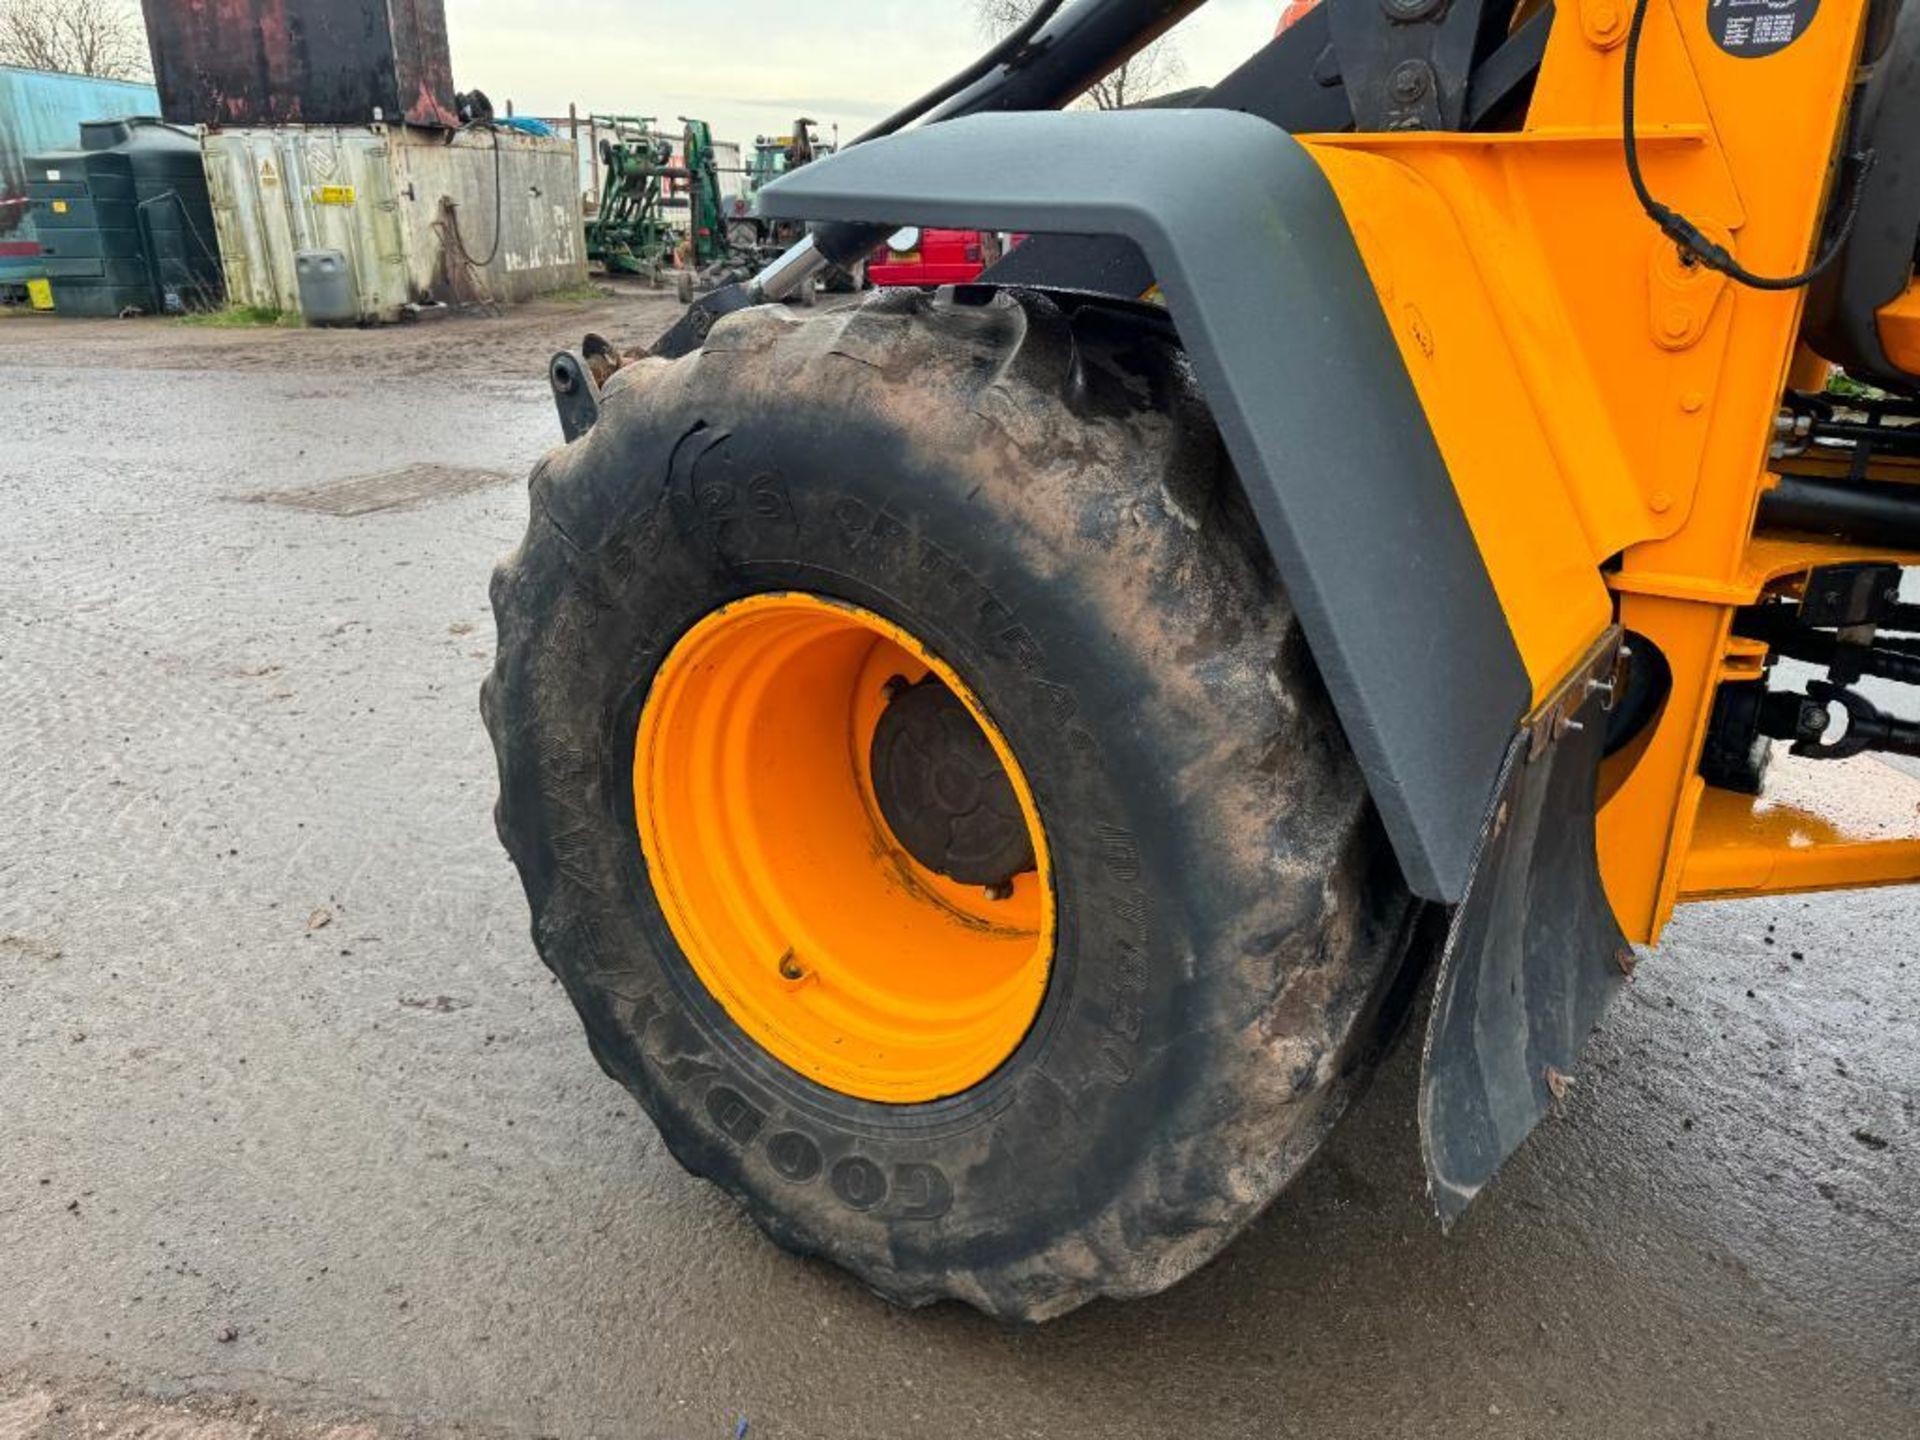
[[760, 110, 1529, 902]]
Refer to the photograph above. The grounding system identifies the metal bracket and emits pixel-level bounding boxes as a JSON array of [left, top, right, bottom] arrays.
[[549, 350, 602, 443], [1325, 0, 1489, 130], [1798, 561, 1906, 629], [1648, 227, 1732, 352]]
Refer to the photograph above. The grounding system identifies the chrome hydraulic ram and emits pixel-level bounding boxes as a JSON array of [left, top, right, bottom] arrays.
[[649, 0, 1209, 354]]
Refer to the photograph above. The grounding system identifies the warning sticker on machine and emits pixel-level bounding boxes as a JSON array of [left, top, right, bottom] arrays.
[[310, 185, 357, 206], [1708, 0, 1819, 56]]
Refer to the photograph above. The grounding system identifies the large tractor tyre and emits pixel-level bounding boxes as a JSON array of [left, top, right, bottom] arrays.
[[484, 288, 1421, 1323]]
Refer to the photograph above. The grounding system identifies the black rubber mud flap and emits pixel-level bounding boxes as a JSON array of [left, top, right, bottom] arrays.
[[1420, 630, 1634, 1223]]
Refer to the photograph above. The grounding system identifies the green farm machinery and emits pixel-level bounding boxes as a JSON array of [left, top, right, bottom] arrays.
[[679, 118, 730, 275], [584, 117, 679, 284], [586, 115, 757, 300], [585, 114, 838, 303]]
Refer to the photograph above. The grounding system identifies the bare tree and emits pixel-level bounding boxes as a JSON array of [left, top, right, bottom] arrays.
[[0, 0, 152, 80], [972, 0, 1186, 109]]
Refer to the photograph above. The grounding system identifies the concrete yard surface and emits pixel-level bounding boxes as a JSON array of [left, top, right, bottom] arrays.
[[1, 298, 1915, 1440]]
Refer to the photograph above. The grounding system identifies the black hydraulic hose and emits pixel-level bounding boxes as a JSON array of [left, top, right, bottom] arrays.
[[810, 0, 1210, 271], [1761, 473, 1920, 550], [1734, 607, 1920, 686], [653, 0, 1212, 352], [1858, 645, 1920, 686], [925, 0, 1208, 124], [446, 122, 506, 269], [851, 0, 1073, 146]]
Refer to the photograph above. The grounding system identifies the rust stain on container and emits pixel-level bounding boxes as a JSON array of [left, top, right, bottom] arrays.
[[142, 0, 457, 129]]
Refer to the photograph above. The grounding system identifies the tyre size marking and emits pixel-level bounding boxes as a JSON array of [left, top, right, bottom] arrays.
[[1096, 824, 1142, 882], [747, 473, 797, 525], [665, 429, 804, 563], [1093, 828, 1151, 1087]]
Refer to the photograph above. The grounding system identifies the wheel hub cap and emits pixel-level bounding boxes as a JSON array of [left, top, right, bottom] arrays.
[[869, 677, 1037, 890]]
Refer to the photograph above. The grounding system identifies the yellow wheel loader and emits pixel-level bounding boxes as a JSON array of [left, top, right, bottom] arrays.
[[483, 0, 1920, 1321]]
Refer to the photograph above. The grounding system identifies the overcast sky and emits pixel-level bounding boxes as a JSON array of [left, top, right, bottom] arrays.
[[441, 0, 1281, 145]]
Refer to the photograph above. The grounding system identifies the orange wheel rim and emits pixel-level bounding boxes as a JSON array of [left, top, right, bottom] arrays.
[[634, 593, 1055, 1103]]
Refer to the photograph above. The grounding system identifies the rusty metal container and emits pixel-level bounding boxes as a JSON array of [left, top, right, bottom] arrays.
[[140, 0, 457, 129]]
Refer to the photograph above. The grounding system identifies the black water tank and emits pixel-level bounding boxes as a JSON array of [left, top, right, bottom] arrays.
[[26, 117, 223, 317]]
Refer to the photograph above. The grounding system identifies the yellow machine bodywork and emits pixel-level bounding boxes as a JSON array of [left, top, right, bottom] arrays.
[[1296, 0, 1920, 944]]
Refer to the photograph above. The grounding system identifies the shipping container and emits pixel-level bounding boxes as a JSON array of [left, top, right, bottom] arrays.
[[0, 65, 160, 287], [201, 125, 585, 323], [142, 0, 456, 129]]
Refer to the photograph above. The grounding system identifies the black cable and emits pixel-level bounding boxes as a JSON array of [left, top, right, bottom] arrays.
[[141, 189, 224, 273], [135, 189, 224, 312], [447, 122, 505, 269], [1622, 0, 1873, 291]]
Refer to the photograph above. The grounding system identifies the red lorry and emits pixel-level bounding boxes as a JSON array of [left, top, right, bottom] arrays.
[[867, 226, 1005, 287], [869, 4, 1320, 289]]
